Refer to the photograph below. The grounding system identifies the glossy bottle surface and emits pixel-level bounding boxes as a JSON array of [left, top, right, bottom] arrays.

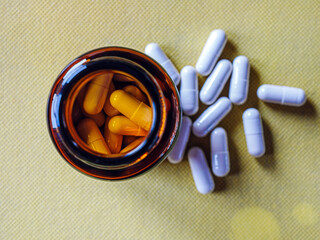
[[47, 47, 181, 180]]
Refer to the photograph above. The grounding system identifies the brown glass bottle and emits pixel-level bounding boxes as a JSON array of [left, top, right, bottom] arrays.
[[47, 47, 181, 180]]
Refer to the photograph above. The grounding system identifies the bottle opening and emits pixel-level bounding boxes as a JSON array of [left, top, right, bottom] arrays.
[[48, 47, 181, 179], [66, 70, 156, 157]]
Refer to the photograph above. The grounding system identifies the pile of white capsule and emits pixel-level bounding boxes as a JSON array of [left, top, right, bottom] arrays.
[[144, 29, 307, 195]]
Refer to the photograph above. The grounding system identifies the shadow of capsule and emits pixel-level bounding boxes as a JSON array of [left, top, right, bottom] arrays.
[[213, 176, 227, 192], [263, 99, 317, 118], [257, 120, 276, 170], [228, 136, 241, 175], [220, 39, 238, 61], [240, 66, 261, 111]]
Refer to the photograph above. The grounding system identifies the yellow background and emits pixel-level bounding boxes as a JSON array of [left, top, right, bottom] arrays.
[[1, 0, 319, 239]]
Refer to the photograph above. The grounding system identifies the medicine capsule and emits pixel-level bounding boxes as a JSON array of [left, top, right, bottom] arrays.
[[193, 97, 232, 137], [83, 111, 105, 127], [229, 56, 250, 105], [145, 43, 180, 85], [188, 147, 215, 194], [243, 108, 265, 158], [200, 59, 232, 105], [122, 136, 138, 146], [210, 127, 230, 177], [180, 66, 199, 116], [120, 137, 145, 153], [257, 84, 306, 106], [123, 85, 148, 105], [113, 74, 135, 82], [110, 90, 152, 131], [103, 82, 120, 117], [104, 117, 123, 154], [83, 73, 113, 115], [77, 118, 111, 155], [196, 29, 227, 76], [108, 116, 148, 136], [168, 116, 192, 164]]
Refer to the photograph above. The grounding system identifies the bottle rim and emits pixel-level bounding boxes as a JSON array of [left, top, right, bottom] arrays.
[[47, 46, 181, 180]]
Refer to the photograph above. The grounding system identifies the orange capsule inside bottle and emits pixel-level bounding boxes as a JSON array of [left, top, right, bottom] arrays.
[[123, 85, 148, 104], [113, 74, 135, 83], [104, 117, 123, 154], [83, 73, 113, 115], [77, 118, 111, 155], [82, 111, 105, 128], [120, 137, 145, 153], [110, 90, 152, 131], [122, 136, 138, 147], [108, 115, 148, 136], [103, 82, 120, 117]]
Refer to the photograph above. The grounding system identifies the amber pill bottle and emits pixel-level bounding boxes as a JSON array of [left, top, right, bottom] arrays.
[[47, 47, 181, 180]]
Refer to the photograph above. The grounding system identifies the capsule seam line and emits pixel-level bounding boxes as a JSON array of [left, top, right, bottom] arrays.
[[281, 86, 285, 104], [93, 81, 110, 89], [88, 137, 105, 145], [137, 127, 142, 136], [130, 102, 143, 122]]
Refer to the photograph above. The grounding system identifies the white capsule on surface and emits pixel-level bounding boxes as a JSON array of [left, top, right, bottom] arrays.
[[229, 56, 250, 105], [168, 116, 192, 164], [211, 127, 230, 177], [145, 43, 180, 85], [243, 108, 265, 158], [200, 59, 232, 105], [180, 66, 199, 115], [188, 147, 215, 194], [257, 84, 306, 106], [193, 97, 232, 138], [196, 29, 227, 76]]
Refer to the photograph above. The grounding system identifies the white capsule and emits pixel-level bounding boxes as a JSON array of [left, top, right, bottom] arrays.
[[200, 59, 232, 105], [211, 127, 230, 177], [188, 147, 215, 194], [257, 84, 306, 106], [180, 66, 199, 115], [168, 116, 192, 164], [229, 56, 250, 105], [196, 29, 227, 76], [243, 108, 265, 158], [145, 43, 180, 85], [193, 97, 232, 137]]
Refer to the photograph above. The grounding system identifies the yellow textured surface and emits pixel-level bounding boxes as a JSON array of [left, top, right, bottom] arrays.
[[1, 0, 319, 239]]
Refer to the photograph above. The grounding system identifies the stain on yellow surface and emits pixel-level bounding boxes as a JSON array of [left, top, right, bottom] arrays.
[[230, 207, 281, 240], [292, 203, 318, 226]]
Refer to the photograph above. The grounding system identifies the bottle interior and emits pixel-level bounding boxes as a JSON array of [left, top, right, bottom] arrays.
[[70, 70, 154, 156]]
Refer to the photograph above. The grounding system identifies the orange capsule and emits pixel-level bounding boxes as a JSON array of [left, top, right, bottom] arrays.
[[77, 118, 111, 154], [120, 137, 145, 153], [108, 116, 148, 136], [122, 136, 138, 147], [110, 90, 152, 131], [103, 82, 120, 117], [83, 73, 113, 115], [104, 117, 123, 154], [113, 74, 135, 82], [123, 85, 148, 105], [83, 111, 105, 128]]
